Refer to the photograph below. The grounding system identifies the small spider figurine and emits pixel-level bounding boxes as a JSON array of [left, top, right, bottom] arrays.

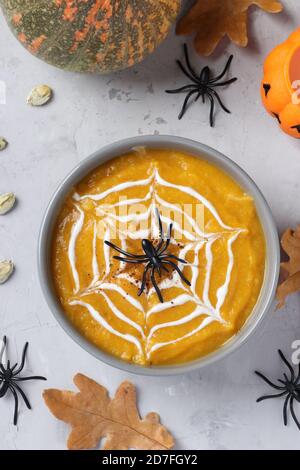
[[105, 209, 191, 303], [166, 44, 237, 126], [255, 350, 300, 430], [0, 336, 47, 425]]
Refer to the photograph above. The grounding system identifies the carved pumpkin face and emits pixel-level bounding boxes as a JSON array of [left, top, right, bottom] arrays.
[[261, 29, 300, 139]]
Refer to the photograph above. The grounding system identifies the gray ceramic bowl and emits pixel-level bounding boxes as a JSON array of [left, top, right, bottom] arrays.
[[38, 135, 280, 376]]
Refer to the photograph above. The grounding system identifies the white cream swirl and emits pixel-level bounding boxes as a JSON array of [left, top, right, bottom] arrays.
[[68, 204, 85, 294], [67, 169, 242, 360]]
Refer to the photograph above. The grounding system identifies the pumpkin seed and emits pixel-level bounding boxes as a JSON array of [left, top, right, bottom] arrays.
[[0, 260, 14, 284], [27, 85, 52, 106], [0, 137, 8, 151], [0, 193, 16, 215]]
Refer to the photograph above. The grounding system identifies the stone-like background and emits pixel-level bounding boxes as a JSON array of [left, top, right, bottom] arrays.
[[0, 2, 300, 450]]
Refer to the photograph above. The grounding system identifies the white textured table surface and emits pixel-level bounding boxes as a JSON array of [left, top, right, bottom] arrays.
[[1, 2, 300, 451]]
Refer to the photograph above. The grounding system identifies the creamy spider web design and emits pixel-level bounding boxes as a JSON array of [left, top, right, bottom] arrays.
[[66, 169, 244, 362]]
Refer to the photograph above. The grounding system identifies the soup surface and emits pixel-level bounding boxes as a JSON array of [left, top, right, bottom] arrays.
[[52, 148, 265, 366]]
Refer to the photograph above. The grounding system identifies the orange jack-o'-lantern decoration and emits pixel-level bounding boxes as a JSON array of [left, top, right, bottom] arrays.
[[261, 29, 300, 139]]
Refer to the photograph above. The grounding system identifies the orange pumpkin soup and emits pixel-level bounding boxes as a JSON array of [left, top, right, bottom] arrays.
[[52, 149, 265, 366]]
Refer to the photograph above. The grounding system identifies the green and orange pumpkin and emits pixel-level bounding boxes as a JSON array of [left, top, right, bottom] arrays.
[[261, 28, 300, 139], [0, 0, 180, 73]]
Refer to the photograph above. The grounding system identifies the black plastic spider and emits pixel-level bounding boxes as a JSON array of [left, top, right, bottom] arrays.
[[166, 44, 237, 126], [255, 350, 300, 431], [105, 209, 191, 303], [0, 336, 47, 425]]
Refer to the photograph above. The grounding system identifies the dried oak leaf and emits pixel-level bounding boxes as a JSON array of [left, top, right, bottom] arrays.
[[277, 225, 300, 309], [43, 374, 174, 450], [176, 0, 283, 56]]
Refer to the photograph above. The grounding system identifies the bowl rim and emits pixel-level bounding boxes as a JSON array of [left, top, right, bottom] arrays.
[[37, 135, 280, 376]]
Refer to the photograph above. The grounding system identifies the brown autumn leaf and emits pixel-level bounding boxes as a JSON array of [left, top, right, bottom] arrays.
[[277, 225, 300, 309], [176, 0, 283, 56], [43, 374, 174, 450]]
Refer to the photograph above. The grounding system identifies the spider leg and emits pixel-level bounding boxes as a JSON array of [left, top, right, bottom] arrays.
[[8, 384, 19, 426], [166, 85, 196, 94], [162, 254, 188, 264], [113, 256, 148, 264], [206, 92, 215, 127], [278, 379, 287, 386], [158, 238, 171, 255], [209, 55, 234, 83], [12, 342, 28, 376], [183, 43, 201, 82], [156, 239, 167, 254], [210, 77, 238, 87], [296, 363, 300, 385], [161, 265, 169, 273], [11, 382, 31, 409], [151, 267, 164, 303], [13, 375, 47, 382], [167, 223, 173, 240], [138, 263, 151, 297], [209, 89, 231, 114], [195, 91, 205, 102], [162, 260, 191, 286], [178, 89, 199, 120], [157, 225, 173, 255], [104, 241, 146, 259], [256, 391, 288, 403], [156, 264, 162, 277], [155, 207, 164, 240], [279, 350, 295, 383], [176, 59, 199, 85], [283, 394, 291, 426], [151, 237, 166, 258], [0, 363, 6, 373], [290, 397, 300, 431], [284, 373, 290, 383], [294, 390, 300, 403], [254, 371, 286, 390]]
